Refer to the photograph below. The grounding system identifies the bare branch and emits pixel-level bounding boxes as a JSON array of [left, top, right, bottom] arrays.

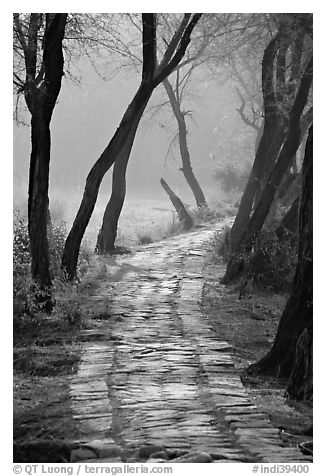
[[154, 13, 202, 87], [13, 14, 27, 55], [157, 14, 191, 71]]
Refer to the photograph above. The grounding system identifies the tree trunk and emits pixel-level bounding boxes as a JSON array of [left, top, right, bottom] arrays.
[[276, 195, 300, 239], [163, 78, 207, 208], [160, 178, 193, 230], [229, 33, 284, 252], [253, 124, 287, 207], [222, 58, 312, 284], [254, 120, 264, 154], [95, 117, 145, 253], [28, 109, 53, 309], [62, 82, 154, 277], [246, 125, 312, 384], [287, 326, 312, 400], [24, 14, 67, 311], [230, 119, 285, 251]]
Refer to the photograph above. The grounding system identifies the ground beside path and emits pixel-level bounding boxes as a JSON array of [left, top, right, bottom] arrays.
[[67, 221, 311, 463]]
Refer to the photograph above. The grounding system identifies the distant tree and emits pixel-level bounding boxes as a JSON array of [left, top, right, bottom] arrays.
[[162, 73, 208, 209], [63, 13, 202, 276], [246, 125, 312, 402], [13, 13, 67, 309]]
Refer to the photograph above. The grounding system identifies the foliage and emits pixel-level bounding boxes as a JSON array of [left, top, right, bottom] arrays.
[[246, 226, 298, 292], [213, 163, 250, 193], [215, 217, 298, 292], [13, 210, 92, 319]]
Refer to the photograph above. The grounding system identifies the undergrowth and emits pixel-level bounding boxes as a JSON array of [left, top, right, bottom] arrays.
[[13, 210, 92, 322], [215, 216, 298, 293]]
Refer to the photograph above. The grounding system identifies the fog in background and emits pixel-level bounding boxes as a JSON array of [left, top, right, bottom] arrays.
[[13, 49, 256, 243]]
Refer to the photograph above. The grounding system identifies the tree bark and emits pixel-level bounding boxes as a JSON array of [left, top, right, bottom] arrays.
[[246, 125, 312, 386], [287, 326, 312, 400], [160, 178, 193, 230], [222, 57, 312, 284], [163, 78, 207, 208]]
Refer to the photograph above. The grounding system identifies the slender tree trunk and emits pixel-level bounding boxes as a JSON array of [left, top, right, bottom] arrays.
[[62, 82, 154, 276], [246, 126, 312, 386], [230, 119, 284, 251], [95, 115, 146, 253], [163, 79, 207, 208], [276, 195, 300, 239], [160, 178, 193, 230], [254, 120, 264, 154], [229, 34, 282, 252], [222, 58, 312, 284]]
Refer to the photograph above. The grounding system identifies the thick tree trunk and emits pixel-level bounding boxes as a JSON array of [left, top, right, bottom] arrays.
[[28, 110, 53, 309], [246, 126, 312, 386], [62, 83, 153, 277], [23, 14, 67, 310], [222, 58, 312, 284], [253, 123, 287, 207], [160, 178, 193, 230], [163, 79, 207, 208], [287, 326, 312, 400]]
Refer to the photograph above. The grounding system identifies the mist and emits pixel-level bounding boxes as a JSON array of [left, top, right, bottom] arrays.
[[13, 53, 256, 229]]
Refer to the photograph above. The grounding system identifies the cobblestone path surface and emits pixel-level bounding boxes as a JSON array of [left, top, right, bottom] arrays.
[[69, 223, 309, 463]]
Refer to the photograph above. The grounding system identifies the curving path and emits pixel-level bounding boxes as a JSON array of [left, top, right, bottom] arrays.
[[69, 222, 309, 463]]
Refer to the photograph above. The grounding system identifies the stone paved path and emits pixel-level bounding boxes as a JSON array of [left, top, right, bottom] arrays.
[[69, 222, 309, 463]]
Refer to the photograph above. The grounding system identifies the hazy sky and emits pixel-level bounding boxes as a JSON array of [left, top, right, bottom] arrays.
[[13, 34, 257, 209]]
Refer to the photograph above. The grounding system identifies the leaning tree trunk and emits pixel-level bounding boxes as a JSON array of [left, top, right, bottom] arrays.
[[222, 57, 312, 284], [95, 115, 145, 253], [229, 33, 283, 252], [275, 195, 300, 239], [160, 178, 193, 230], [62, 82, 153, 276], [253, 123, 287, 207], [163, 78, 207, 208], [246, 125, 312, 389]]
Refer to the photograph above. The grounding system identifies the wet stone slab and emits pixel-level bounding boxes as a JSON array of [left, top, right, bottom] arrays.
[[69, 223, 309, 463]]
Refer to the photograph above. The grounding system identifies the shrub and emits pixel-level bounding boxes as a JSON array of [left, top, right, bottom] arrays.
[[13, 210, 92, 318], [138, 234, 153, 245], [247, 227, 298, 292], [213, 164, 249, 193], [216, 226, 232, 262]]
